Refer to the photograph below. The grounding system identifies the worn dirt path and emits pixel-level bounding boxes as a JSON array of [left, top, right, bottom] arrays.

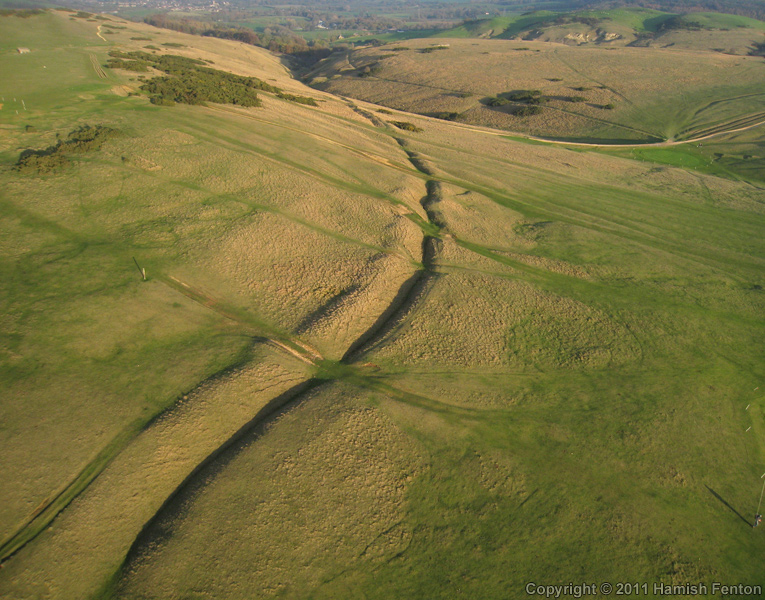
[[89, 53, 107, 79]]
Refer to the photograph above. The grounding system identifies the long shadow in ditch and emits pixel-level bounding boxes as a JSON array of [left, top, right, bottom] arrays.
[[0, 338, 261, 565], [342, 139, 443, 361], [107, 130, 446, 596], [110, 378, 324, 593]]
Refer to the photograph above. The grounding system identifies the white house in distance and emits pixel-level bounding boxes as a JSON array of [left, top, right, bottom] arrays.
[[17, 47, 31, 53]]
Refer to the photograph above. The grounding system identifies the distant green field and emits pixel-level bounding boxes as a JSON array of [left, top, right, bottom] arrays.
[[594, 126, 765, 183], [596, 145, 720, 175], [348, 28, 445, 43], [577, 7, 674, 32], [436, 7, 765, 39], [234, 15, 310, 32], [0, 0, 53, 8], [108, 7, 158, 20], [434, 15, 517, 38], [670, 11, 765, 31], [628, 146, 709, 167]]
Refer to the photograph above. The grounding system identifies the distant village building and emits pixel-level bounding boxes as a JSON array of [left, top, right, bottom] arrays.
[[17, 48, 31, 54]]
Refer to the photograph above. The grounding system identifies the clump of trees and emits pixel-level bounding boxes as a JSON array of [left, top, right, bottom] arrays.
[[506, 90, 543, 102], [657, 15, 705, 31], [418, 45, 450, 53], [275, 92, 318, 106], [485, 90, 547, 116], [0, 8, 46, 17], [144, 14, 330, 61], [486, 96, 510, 107], [357, 63, 382, 77], [391, 121, 423, 132], [17, 125, 120, 173], [432, 112, 462, 121], [141, 70, 264, 106], [749, 41, 765, 56], [106, 51, 316, 108], [106, 54, 151, 72], [642, 0, 764, 20], [511, 105, 544, 117]]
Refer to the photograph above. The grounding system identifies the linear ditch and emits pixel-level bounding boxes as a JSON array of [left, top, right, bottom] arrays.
[[108, 377, 323, 595], [342, 141, 445, 362], [0, 338, 259, 565], [101, 108, 449, 594], [2, 160, 433, 568], [8, 99, 589, 574]]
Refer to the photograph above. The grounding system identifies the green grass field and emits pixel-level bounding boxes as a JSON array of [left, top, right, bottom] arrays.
[[437, 7, 765, 40], [0, 9, 763, 600]]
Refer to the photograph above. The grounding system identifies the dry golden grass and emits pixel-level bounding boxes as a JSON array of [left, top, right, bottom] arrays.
[[87, 16, 301, 93], [116, 383, 425, 600], [436, 237, 522, 275], [1, 12, 763, 599], [0, 12, 430, 585], [192, 210, 419, 358], [314, 38, 765, 140], [0, 344, 311, 600], [650, 26, 765, 54], [428, 184, 529, 248], [365, 271, 638, 369], [0, 268, 248, 538]]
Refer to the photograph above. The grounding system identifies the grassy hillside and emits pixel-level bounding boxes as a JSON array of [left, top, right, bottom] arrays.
[[437, 13, 557, 39], [310, 37, 765, 152], [661, 11, 765, 31], [0, 8, 763, 600], [437, 7, 765, 43]]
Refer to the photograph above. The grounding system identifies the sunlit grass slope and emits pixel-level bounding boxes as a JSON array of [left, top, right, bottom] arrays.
[[0, 10, 423, 597], [438, 7, 765, 43], [311, 37, 765, 146], [0, 9, 763, 600]]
